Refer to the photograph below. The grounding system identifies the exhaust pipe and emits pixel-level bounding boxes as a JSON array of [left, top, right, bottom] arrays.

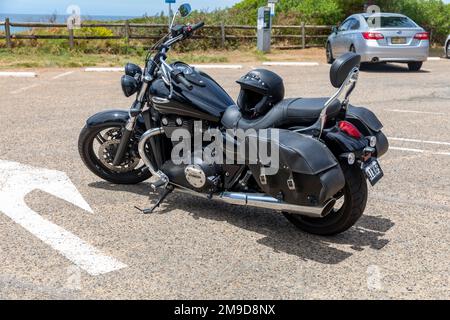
[[177, 188, 335, 218], [372, 57, 379, 63]]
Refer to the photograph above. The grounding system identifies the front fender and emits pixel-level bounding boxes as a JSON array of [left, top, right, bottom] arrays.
[[86, 109, 145, 129]]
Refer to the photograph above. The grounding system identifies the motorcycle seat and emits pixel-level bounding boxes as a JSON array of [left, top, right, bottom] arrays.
[[221, 97, 341, 130]]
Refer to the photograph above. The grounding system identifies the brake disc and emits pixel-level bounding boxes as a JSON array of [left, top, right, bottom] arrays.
[[97, 131, 139, 173]]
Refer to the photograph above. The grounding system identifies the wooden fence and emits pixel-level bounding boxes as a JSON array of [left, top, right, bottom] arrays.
[[0, 18, 332, 49]]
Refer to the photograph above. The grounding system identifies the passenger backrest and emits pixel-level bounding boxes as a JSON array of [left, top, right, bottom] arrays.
[[330, 53, 361, 88]]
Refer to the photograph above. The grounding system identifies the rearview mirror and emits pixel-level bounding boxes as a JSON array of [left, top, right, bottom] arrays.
[[179, 3, 192, 17]]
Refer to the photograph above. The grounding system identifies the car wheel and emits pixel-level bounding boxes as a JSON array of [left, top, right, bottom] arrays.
[[408, 61, 423, 71], [446, 42, 450, 59], [326, 42, 334, 64], [350, 44, 356, 53]]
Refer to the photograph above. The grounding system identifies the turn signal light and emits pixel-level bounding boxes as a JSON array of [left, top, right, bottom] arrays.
[[339, 121, 362, 139], [362, 32, 384, 40], [414, 32, 429, 40]]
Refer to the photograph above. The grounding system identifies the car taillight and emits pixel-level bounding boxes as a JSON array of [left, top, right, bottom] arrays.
[[414, 32, 429, 40], [339, 121, 362, 139], [362, 32, 384, 40]]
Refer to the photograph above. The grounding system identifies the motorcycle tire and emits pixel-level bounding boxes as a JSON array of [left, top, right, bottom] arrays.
[[283, 164, 368, 236], [78, 124, 151, 184]]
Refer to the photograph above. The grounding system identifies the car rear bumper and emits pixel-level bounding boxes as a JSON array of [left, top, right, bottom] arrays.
[[359, 41, 429, 63]]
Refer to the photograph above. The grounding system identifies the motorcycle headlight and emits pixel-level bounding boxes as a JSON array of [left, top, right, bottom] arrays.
[[125, 63, 142, 78], [121, 75, 140, 97]]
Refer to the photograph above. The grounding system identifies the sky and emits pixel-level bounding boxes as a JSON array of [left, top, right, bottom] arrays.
[[0, 0, 242, 16], [1, 0, 449, 16]]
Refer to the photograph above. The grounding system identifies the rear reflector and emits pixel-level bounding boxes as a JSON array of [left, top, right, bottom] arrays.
[[414, 32, 429, 40], [362, 32, 384, 40], [339, 121, 362, 139]]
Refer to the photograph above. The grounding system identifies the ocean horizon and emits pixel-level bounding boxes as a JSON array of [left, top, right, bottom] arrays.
[[0, 13, 143, 33]]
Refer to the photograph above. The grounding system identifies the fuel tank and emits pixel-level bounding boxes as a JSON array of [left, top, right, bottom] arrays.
[[149, 62, 235, 122]]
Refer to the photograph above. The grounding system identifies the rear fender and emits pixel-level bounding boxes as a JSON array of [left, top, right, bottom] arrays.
[[345, 106, 389, 157]]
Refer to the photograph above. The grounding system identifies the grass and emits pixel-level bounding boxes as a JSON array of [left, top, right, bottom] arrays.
[[0, 48, 233, 68]]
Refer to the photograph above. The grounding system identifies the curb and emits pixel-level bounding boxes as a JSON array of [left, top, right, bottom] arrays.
[[262, 62, 320, 66], [0, 72, 37, 78], [191, 64, 243, 69], [85, 67, 123, 72]]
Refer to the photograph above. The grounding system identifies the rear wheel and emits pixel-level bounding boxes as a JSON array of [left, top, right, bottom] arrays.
[[408, 61, 423, 71], [78, 124, 151, 184], [283, 164, 368, 236], [326, 42, 334, 64]]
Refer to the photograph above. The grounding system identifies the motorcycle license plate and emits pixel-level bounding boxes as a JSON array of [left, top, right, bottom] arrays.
[[363, 159, 384, 186]]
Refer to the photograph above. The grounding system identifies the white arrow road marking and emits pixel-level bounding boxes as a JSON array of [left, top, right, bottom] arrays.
[[0, 160, 127, 276]]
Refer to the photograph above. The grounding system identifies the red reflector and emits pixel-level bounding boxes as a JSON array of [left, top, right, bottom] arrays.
[[362, 32, 384, 40], [339, 121, 362, 139], [414, 32, 429, 40]]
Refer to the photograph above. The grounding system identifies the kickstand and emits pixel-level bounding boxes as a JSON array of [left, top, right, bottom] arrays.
[[135, 185, 174, 214]]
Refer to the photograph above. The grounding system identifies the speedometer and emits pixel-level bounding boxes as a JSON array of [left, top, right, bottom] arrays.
[[173, 62, 194, 75]]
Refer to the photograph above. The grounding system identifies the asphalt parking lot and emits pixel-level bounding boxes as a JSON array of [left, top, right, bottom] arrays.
[[0, 59, 449, 299]]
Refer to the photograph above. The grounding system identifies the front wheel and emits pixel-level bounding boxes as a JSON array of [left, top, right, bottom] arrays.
[[78, 124, 151, 184], [326, 42, 334, 64], [446, 42, 450, 59], [283, 164, 368, 236]]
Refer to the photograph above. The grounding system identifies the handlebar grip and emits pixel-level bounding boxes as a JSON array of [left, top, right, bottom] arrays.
[[191, 22, 205, 32], [176, 73, 193, 90]]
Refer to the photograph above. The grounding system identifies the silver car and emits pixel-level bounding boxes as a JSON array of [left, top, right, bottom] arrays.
[[445, 35, 450, 59], [326, 13, 429, 71]]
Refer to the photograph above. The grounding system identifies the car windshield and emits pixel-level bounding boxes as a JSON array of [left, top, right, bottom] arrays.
[[365, 16, 417, 28]]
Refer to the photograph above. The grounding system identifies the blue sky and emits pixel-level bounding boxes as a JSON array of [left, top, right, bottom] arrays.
[[1, 0, 449, 16], [0, 0, 242, 16]]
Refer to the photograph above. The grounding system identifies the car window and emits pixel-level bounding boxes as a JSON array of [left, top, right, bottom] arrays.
[[339, 20, 352, 31], [350, 19, 360, 30], [365, 16, 417, 28]]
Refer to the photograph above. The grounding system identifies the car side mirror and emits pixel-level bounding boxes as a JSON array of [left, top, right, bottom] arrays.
[[332, 26, 338, 34]]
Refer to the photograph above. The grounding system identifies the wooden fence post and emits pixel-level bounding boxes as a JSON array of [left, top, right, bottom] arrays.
[[301, 22, 306, 49], [68, 27, 74, 49], [125, 20, 130, 44], [220, 22, 226, 48], [5, 17, 12, 49]]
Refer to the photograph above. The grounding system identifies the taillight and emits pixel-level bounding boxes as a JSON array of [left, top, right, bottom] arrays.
[[362, 32, 384, 40], [414, 32, 429, 40], [339, 121, 362, 139]]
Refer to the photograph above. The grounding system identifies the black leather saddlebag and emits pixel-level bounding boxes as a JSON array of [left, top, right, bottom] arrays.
[[247, 130, 345, 206]]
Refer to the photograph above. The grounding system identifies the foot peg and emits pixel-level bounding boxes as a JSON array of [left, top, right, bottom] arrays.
[[135, 184, 174, 214]]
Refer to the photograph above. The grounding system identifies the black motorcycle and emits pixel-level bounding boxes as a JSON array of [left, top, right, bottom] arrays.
[[79, 3, 388, 236]]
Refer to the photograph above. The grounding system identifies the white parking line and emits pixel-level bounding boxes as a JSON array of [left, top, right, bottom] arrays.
[[387, 109, 446, 115], [0, 71, 37, 78], [10, 83, 39, 95], [52, 71, 74, 80], [427, 57, 441, 61], [262, 62, 320, 66], [390, 147, 450, 156], [389, 137, 450, 146], [85, 67, 123, 72], [192, 64, 243, 69]]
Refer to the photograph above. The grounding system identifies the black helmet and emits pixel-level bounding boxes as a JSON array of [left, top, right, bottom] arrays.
[[236, 69, 285, 117]]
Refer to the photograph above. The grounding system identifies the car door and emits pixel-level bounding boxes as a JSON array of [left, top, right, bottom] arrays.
[[342, 18, 361, 52], [334, 20, 352, 56]]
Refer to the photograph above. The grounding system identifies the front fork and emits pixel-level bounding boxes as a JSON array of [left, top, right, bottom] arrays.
[[112, 74, 151, 166]]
